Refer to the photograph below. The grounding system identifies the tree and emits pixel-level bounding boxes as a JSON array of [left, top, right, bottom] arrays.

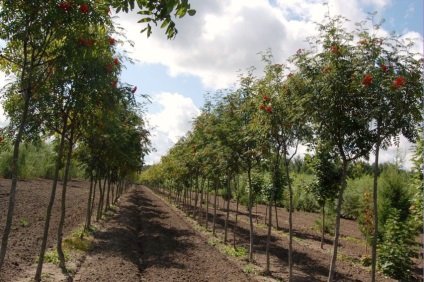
[[355, 18, 423, 280], [291, 15, 374, 281], [0, 0, 89, 271], [306, 144, 341, 249]]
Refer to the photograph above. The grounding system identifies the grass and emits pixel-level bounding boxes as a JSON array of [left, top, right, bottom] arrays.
[[220, 245, 248, 259], [19, 218, 30, 227], [38, 226, 94, 266], [243, 263, 262, 275]]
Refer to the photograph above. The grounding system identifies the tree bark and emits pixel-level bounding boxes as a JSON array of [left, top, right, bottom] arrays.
[[247, 166, 254, 262], [57, 127, 75, 270], [328, 159, 348, 282], [35, 123, 67, 281], [371, 132, 381, 282]]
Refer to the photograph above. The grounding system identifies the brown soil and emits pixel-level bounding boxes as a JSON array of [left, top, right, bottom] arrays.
[[0, 179, 422, 281]]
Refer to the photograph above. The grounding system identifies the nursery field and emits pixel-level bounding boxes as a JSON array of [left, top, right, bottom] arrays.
[[0, 179, 422, 281]]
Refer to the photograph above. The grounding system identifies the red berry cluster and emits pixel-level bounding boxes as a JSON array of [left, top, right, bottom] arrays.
[[259, 95, 272, 113]]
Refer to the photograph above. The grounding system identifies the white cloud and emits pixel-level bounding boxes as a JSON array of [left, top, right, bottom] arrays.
[[115, 0, 422, 167], [144, 92, 200, 164]]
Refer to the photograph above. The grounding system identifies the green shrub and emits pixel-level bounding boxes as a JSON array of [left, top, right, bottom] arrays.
[[341, 175, 373, 219], [378, 209, 417, 281], [378, 165, 412, 233]]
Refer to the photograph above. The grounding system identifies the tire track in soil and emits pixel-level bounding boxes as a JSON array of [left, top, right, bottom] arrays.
[[74, 185, 255, 282]]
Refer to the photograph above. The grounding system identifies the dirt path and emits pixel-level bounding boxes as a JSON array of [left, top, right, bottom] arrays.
[[74, 185, 255, 282]]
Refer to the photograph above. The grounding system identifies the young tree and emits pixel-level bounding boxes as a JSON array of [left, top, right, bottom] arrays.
[[306, 144, 341, 249], [291, 15, 374, 281], [355, 20, 423, 280]]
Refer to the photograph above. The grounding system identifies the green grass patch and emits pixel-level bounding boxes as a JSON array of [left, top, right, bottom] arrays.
[[19, 218, 30, 227], [220, 245, 248, 259], [41, 250, 70, 264], [243, 263, 262, 275]]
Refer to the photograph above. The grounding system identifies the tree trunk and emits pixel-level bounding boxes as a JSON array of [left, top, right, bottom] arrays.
[[0, 95, 30, 271], [247, 166, 254, 262], [0, 32, 32, 269], [212, 180, 218, 236], [35, 126, 67, 281], [328, 160, 348, 282], [233, 175, 240, 249], [274, 200, 279, 229], [206, 179, 210, 230], [266, 188, 275, 273], [321, 203, 325, 249], [198, 177, 205, 225], [57, 127, 75, 270], [283, 153, 293, 282], [224, 174, 231, 244], [371, 134, 381, 282], [105, 172, 111, 211], [82, 171, 94, 238]]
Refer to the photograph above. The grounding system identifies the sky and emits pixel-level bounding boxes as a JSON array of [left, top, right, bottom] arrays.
[[0, 0, 423, 169]]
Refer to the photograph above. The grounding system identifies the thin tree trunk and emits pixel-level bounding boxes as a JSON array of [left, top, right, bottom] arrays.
[[328, 160, 348, 282], [371, 134, 381, 282], [206, 179, 210, 230], [57, 127, 75, 270], [283, 153, 293, 282], [194, 173, 199, 218], [247, 166, 254, 262], [212, 180, 218, 236], [105, 173, 111, 211], [321, 204, 325, 249], [0, 95, 30, 271], [198, 177, 205, 225], [265, 203, 268, 225], [224, 174, 231, 244], [90, 175, 98, 222], [82, 171, 94, 239], [233, 175, 240, 249], [0, 31, 32, 269], [266, 188, 274, 273], [274, 200, 279, 229], [35, 126, 67, 281]]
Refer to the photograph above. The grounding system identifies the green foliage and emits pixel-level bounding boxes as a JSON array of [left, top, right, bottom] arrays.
[[341, 175, 373, 219], [220, 245, 248, 259], [357, 190, 374, 247], [378, 209, 417, 281], [109, 0, 196, 38], [283, 174, 318, 212], [19, 218, 29, 227], [0, 140, 85, 180], [378, 165, 412, 233]]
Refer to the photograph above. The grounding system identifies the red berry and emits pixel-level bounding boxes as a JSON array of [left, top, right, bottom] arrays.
[[80, 4, 89, 14], [266, 106, 272, 113]]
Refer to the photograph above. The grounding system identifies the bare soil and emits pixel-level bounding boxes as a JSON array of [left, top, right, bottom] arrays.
[[0, 179, 422, 281]]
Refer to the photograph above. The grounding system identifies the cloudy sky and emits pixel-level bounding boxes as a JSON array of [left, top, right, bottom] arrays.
[[0, 0, 423, 168]]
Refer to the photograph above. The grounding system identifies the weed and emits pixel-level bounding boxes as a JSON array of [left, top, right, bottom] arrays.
[[220, 245, 248, 259], [64, 236, 93, 253], [208, 238, 221, 247], [108, 205, 119, 213], [19, 218, 29, 227], [244, 263, 261, 275]]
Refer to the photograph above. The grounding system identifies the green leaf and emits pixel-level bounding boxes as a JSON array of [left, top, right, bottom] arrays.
[[161, 18, 170, 29], [188, 9, 196, 16], [138, 17, 152, 23]]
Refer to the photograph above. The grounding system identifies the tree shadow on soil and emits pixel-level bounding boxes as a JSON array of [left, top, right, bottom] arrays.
[[195, 205, 359, 282], [89, 188, 198, 273]]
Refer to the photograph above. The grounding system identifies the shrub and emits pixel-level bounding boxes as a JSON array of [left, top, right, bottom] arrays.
[[378, 209, 417, 281], [378, 165, 412, 233]]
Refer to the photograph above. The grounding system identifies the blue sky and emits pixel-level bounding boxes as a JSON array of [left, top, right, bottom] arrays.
[[115, 0, 423, 167], [0, 0, 423, 167]]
